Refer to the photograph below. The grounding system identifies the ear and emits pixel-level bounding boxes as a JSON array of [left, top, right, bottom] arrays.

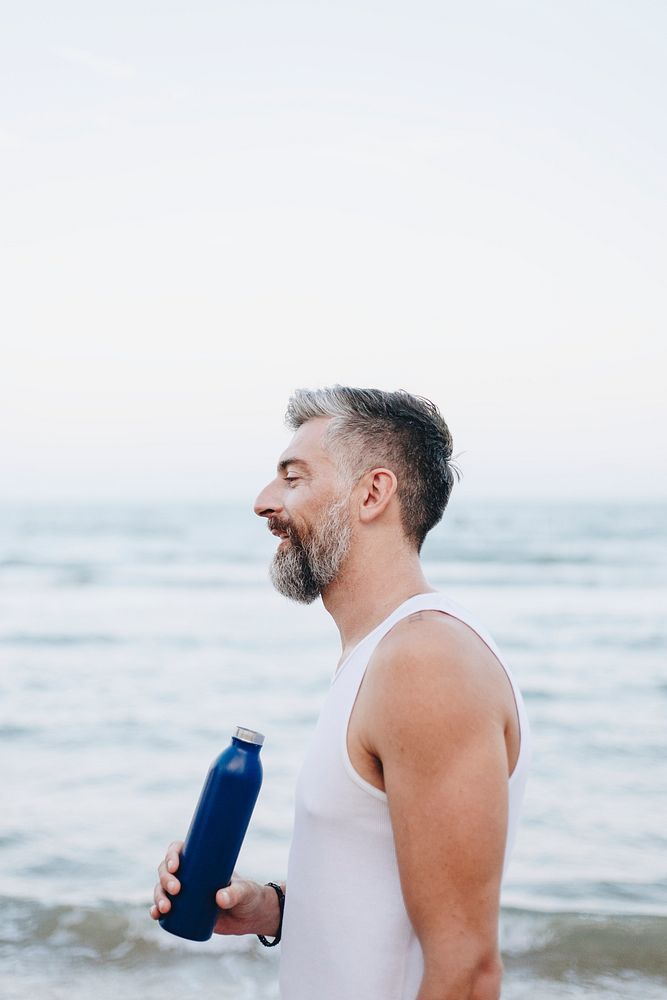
[[358, 468, 398, 525]]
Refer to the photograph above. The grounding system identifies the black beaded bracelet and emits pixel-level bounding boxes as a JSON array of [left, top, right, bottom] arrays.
[[257, 882, 285, 947]]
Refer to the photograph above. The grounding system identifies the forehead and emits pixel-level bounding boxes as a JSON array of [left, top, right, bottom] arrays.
[[277, 417, 336, 470]]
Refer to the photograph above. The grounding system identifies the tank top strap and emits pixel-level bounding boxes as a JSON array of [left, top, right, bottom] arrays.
[[334, 591, 499, 686]]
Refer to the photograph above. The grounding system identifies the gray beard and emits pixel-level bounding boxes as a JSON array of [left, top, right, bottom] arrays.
[[269, 495, 352, 604]]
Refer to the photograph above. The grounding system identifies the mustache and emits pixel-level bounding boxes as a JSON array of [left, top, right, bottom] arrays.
[[267, 516, 294, 539]]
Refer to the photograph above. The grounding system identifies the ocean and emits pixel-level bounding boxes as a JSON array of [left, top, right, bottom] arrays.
[[2, 499, 666, 999]]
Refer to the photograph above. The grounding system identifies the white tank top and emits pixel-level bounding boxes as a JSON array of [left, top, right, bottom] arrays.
[[279, 593, 531, 1000]]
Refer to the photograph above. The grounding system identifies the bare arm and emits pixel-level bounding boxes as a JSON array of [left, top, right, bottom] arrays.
[[366, 620, 509, 1000]]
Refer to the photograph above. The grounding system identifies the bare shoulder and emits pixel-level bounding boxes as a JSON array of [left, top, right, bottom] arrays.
[[361, 609, 516, 755], [371, 610, 509, 701]]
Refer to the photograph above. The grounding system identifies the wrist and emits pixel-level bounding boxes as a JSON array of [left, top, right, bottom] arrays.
[[257, 882, 285, 946], [260, 883, 282, 936]]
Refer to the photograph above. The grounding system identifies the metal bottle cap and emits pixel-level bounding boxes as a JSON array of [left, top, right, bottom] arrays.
[[233, 726, 265, 746]]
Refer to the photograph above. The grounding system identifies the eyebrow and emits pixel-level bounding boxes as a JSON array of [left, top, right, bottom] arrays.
[[277, 457, 311, 474]]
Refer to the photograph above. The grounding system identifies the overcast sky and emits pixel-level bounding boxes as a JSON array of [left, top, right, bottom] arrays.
[[2, 1, 665, 502]]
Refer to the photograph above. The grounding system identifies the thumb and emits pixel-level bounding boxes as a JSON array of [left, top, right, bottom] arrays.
[[216, 882, 245, 909]]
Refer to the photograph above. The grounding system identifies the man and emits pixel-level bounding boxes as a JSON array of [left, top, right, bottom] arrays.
[[152, 386, 531, 1000]]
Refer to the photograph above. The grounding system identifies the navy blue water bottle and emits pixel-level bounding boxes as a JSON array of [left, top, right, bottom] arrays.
[[159, 726, 264, 941]]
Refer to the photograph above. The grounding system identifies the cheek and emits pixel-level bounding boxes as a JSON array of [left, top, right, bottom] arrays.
[[285, 503, 316, 540], [283, 489, 311, 519]]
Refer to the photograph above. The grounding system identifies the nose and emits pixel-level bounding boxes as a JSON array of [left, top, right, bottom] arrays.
[[253, 480, 282, 519]]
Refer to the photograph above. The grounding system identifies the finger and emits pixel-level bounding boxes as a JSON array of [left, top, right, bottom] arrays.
[[215, 880, 246, 910], [158, 860, 181, 894], [166, 841, 184, 874], [149, 903, 161, 920], [153, 886, 172, 915]]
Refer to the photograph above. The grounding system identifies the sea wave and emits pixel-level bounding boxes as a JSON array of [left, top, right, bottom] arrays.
[[2, 896, 665, 980], [0, 896, 229, 964], [0, 633, 122, 647], [501, 907, 667, 979]]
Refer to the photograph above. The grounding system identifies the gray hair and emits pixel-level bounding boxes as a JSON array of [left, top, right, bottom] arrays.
[[285, 386, 460, 550]]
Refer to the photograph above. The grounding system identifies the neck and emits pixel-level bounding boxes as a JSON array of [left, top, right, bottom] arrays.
[[321, 538, 434, 666]]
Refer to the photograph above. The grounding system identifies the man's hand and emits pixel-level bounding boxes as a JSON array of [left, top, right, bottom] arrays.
[[150, 840, 283, 937]]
